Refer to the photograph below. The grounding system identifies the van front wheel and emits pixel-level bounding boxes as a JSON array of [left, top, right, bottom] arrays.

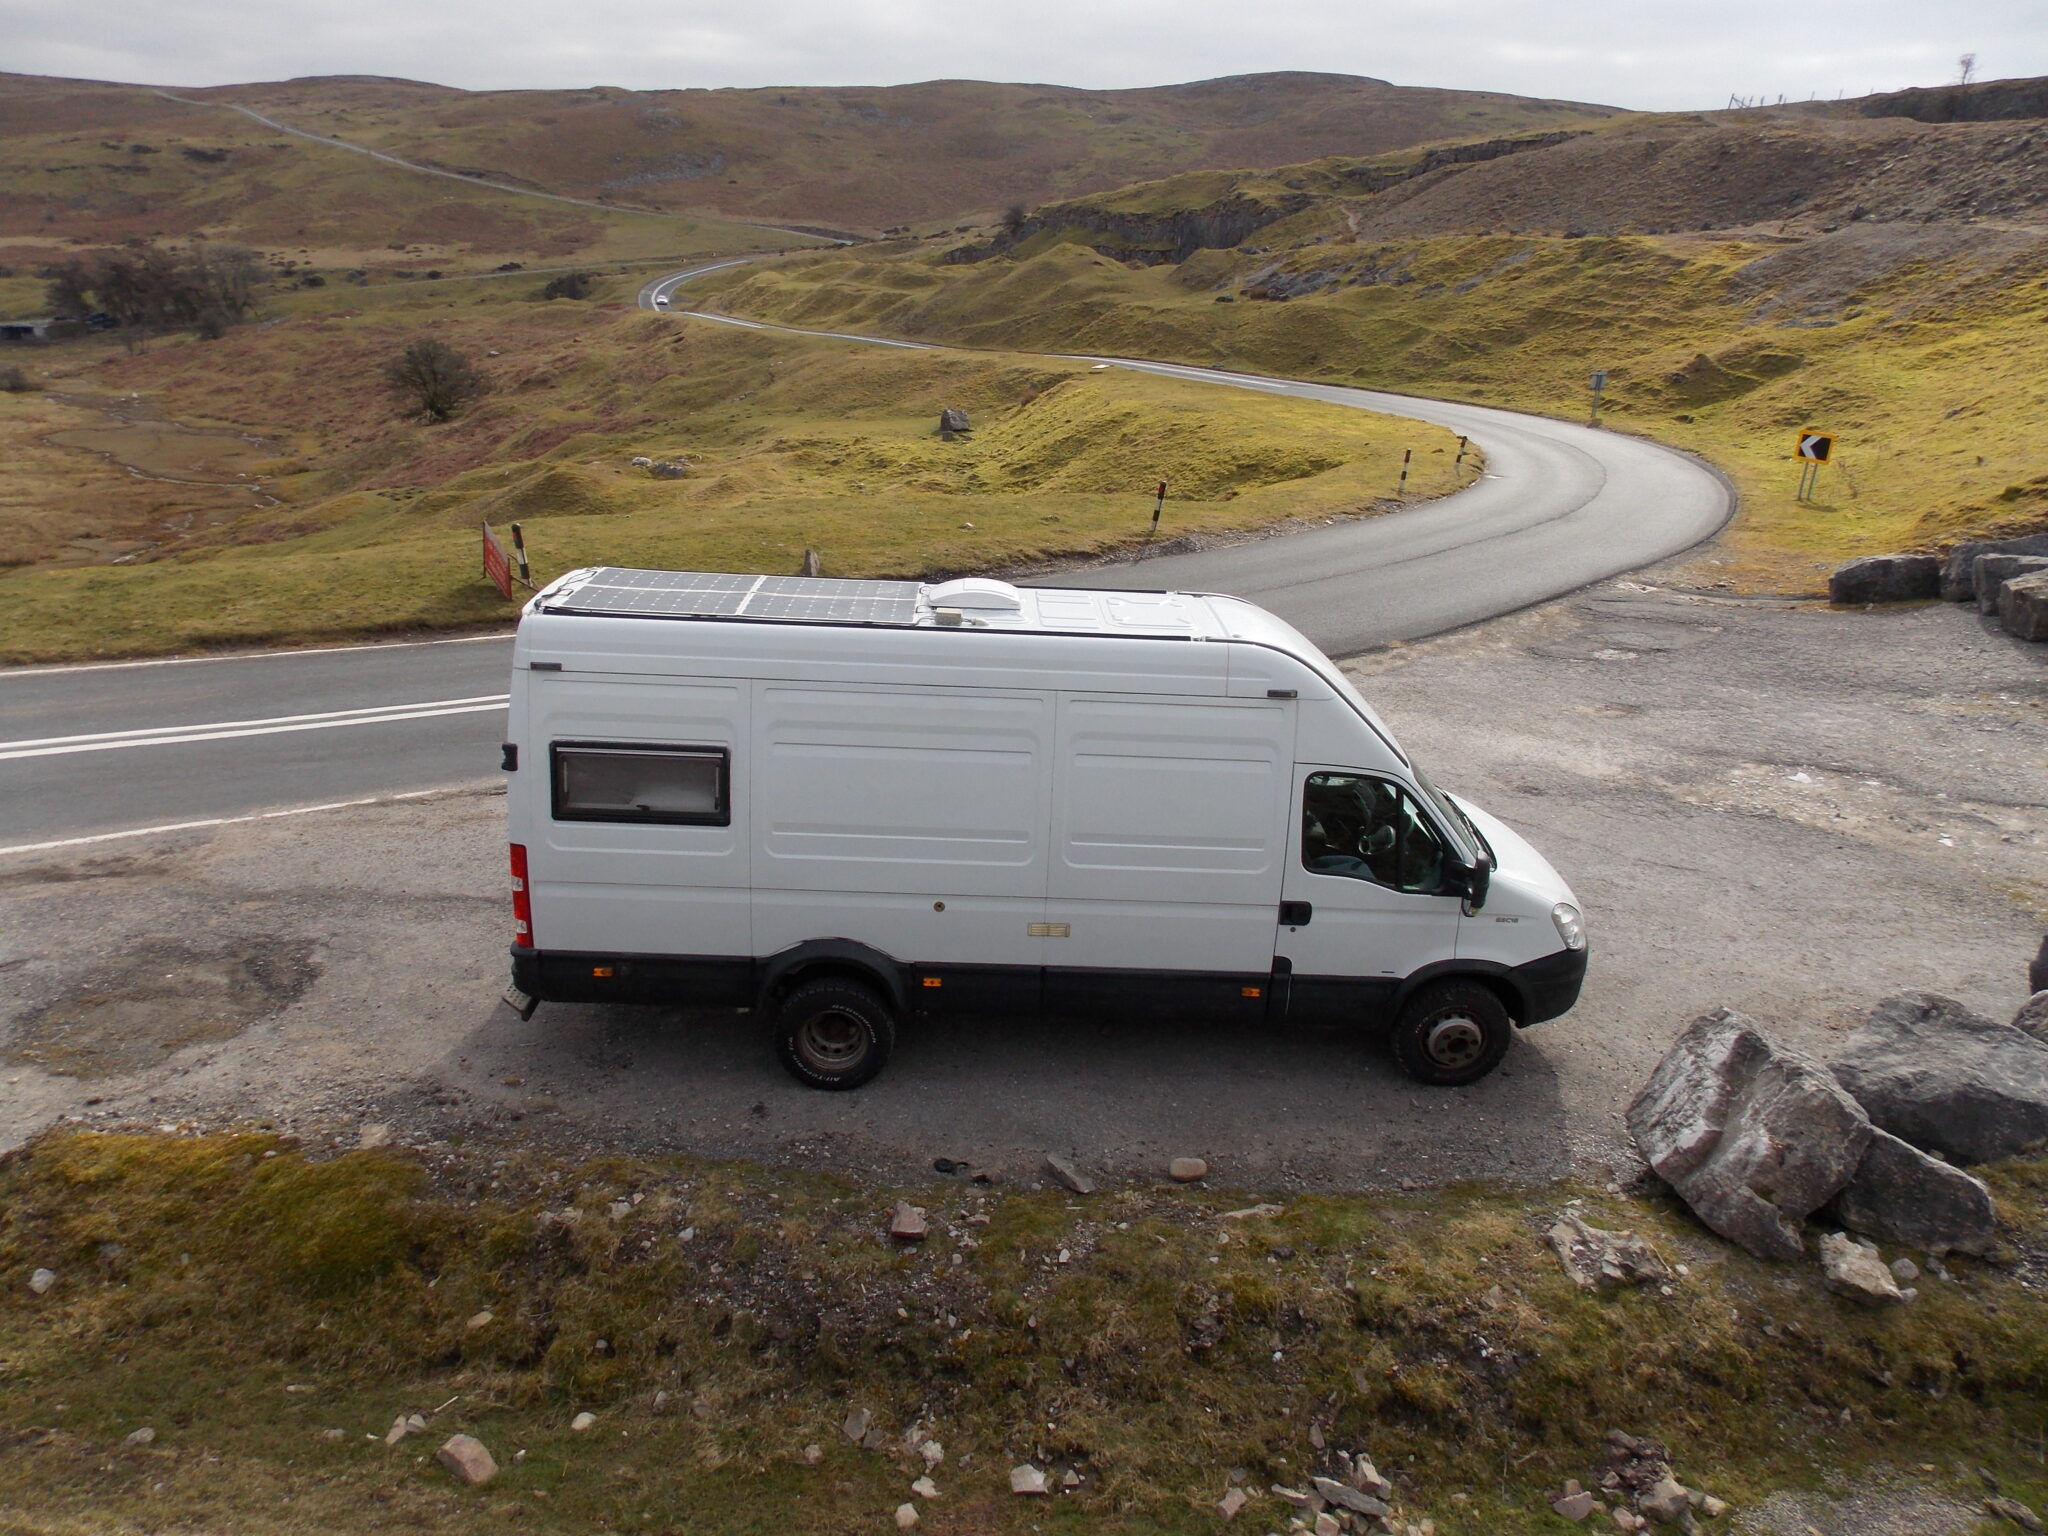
[[1390, 979, 1511, 1087], [773, 978, 897, 1090]]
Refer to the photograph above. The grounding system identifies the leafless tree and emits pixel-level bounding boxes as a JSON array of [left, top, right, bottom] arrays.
[[384, 337, 489, 422], [41, 240, 267, 349], [1958, 53, 1978, 85]]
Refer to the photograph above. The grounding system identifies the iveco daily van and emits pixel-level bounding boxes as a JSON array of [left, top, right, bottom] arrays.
[[502, 568, 1586, 1089]]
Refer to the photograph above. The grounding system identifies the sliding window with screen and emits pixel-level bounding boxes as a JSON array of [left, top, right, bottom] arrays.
[[550, 742, 730, 826]]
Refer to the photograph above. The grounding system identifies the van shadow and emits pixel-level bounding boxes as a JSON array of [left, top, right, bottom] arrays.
[[475, 998, 1575, 1193]]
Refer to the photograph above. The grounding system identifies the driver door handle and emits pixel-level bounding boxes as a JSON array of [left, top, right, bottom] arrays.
[[1278, 901, 1312, 927]]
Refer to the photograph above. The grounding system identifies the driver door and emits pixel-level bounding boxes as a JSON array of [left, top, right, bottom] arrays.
[[1276, 769, 1464, 1025]]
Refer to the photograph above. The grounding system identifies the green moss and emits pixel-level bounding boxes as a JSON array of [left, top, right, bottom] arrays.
[[2, 1131, 2044, 1535]]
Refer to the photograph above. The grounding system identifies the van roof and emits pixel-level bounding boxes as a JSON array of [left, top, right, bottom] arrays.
[[535, 567, 1253, 642]]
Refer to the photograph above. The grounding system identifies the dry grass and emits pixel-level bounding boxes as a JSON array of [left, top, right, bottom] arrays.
[[1, 1129, 2044, 1534], [0, 275, 1470, 662]]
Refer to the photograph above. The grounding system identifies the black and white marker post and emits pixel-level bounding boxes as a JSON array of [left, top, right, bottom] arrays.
[[1589, 369, 1608, 427]]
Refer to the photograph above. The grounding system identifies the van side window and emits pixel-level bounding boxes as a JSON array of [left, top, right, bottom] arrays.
[[551, 742, 730, 826], [1302, 772, 1448, 895]]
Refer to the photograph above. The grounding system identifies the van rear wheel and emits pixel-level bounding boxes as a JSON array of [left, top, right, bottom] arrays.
[[773, 978, 897, 1090], [1391, 979, 1511, 1087]]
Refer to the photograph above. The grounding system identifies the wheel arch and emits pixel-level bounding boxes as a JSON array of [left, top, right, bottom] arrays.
[[1392, 960, 1528, 1027], [758, 939, 907, 1016]]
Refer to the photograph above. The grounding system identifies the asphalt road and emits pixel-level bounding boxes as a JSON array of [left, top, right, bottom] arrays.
[[0, 267, 1730, 850]]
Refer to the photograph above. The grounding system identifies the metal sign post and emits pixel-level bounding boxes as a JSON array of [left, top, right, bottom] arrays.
[[1589, 370, 1608, 427], [1148, 480, 1167, 539], [1793, 429, 1834, 502]]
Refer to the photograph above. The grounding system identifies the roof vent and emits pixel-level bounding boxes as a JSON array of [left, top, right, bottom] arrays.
[[924, 577, 1025, 612]]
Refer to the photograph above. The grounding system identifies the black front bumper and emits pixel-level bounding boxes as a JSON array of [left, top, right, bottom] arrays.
[[1514, 943, 1588, 1025]]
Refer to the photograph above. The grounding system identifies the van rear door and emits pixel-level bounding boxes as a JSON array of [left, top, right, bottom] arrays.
[[527, 674, 751, 962], [1043, 693, 1294, 1022]]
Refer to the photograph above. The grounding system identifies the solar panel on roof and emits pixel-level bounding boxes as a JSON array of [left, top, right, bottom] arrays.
[[544, 569, 921, 626], [745, 590, 921, 623]]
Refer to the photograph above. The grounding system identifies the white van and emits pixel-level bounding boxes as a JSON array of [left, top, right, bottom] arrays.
[[503, 568, 1586, 1089]]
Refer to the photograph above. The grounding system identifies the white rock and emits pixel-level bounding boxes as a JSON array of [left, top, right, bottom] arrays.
[[911, 1476, 938, 1498], [124, 1427, 156, 1447], [465, 1310, 494, 1331], [436, 1433, 498, 1486], [570, 1411, 596, 1431], [1219, 1486, 1249, 1519], [1819, 1232, 1909, 1305], [919, 1439, 943, 1467], [384, 1416, 413, 1446], [28, 1268, 56, 1296], [1010, 1463, 1049, 1495], [894, 1503, 919, 1528], [803, 1443, 824, 1465], [1170, 1157, 1209, 1182]]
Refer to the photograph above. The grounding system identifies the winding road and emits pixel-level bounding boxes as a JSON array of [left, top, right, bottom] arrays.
[[0, 264, 1731, 853]]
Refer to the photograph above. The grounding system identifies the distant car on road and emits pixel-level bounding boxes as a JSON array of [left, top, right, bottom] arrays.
[[652, 295, 670, 307]]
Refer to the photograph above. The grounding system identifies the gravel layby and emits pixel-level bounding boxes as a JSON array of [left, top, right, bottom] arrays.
[[0, 582, 2042, 1187]]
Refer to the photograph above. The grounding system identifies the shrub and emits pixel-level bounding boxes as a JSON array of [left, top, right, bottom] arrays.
[[0, 364, 35, 392], [542, 271, 596, 300]]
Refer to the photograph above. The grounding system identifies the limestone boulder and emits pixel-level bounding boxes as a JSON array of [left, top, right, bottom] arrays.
[[2014, 992, 2048, 1045], [1830, 992, 2048, 1164], [1998, 570, 2048, 642], [1828, 554, 1939, 605], [1941, 531, 2048, 602], [1627, 1009, 1873, 1260], [1827, 1126, 1996, 1254], [1973, 554, 2048, 615]]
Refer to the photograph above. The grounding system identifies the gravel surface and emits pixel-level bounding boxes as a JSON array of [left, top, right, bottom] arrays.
[[2, 583, 2042, 1190]]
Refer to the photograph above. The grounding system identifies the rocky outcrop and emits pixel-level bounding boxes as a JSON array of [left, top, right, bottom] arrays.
[[1626, 1009, 1872, 1260], [1860, 77, 2048, 124], [1827, 1126, 1996, 1254], [1940, 531, 2048, 601], [945, 190, 1313, 267], [1828, 554, 1939, 604], [1999, 571, 2048, 641], [1830, 992, 2048, 1164], [1331, 131, 1590, 195]]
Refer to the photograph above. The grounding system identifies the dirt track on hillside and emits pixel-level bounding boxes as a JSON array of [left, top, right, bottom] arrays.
[[1, 583, 2042, 1190]]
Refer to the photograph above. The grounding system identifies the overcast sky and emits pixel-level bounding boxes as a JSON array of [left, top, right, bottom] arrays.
[[7, 0, 2043, 111]]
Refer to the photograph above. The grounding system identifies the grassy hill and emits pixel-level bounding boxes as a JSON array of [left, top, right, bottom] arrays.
[[14, 70, 1627, 238], [0, 74, 818, 318], [685, 101, 2048, 591], [0, 269, 1470, 662]]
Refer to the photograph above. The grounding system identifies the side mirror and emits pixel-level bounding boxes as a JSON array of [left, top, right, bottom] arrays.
[[1456, 848, 1492, 911]]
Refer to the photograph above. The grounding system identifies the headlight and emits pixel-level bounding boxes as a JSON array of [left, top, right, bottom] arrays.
[[1551, 901, 1585, 951]]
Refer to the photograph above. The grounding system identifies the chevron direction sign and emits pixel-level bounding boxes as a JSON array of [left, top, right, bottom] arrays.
[[1795, 430, 1834, 462]]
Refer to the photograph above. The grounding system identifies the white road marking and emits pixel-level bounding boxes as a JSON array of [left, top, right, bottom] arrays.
[[1, 631, 512, 680], [0, 786, 493, 858], [0, 696, 508, 762]]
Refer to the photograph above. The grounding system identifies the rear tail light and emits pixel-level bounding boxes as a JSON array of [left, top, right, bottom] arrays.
[[510, 843, 534, 949]]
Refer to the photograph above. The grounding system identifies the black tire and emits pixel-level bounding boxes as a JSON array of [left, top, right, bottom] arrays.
[[1390, 979, 1513, 1087], [772, 977, 897, 1091]]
